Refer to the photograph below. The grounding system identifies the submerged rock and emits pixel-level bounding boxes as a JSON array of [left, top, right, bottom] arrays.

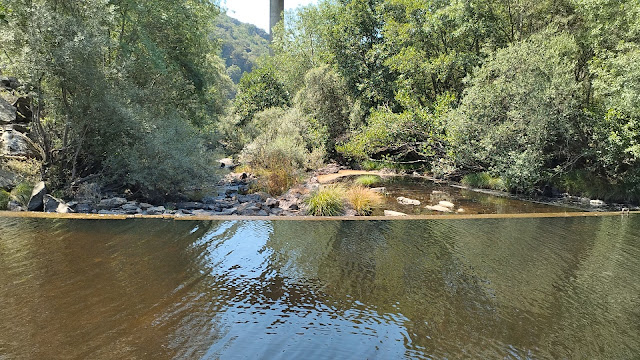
[[397, 196, 421, 206], [438, 201, 455, 209], [384, 210, 407, 216], [425, 205, 453, 213]]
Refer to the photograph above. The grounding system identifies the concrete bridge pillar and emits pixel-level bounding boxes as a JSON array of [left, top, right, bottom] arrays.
[[270, 0, 284, 35]]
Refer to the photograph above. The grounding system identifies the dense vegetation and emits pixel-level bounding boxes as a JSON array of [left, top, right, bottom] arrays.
[[224, 0, 640, 203], [1, 0, 639, 206]]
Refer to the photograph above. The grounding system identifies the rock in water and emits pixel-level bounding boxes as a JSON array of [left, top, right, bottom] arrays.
[[44, 195, 73, 213], [384, 210, 407, 216], [27, 181, 46, 211], [397, 196, 421, 206], [590, 199, 605, 207], [438, 201, 455, 209], [0, 97, 16, 124], [425, 205, 453, 213]]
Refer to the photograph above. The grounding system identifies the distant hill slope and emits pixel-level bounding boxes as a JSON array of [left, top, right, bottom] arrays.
[[213, 14, 270, 84]]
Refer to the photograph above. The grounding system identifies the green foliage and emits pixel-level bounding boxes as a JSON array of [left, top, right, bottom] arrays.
[[448, 32, 586, 191], [461, 173, 505, 191], [233, 66, 291, 124], [1, 0, 230, 198], [239, 108, 318, 171], [354, 175, 382, 187], [305, 185, 345, 216], [10, 182, 33, 207], [0, 189, 9, 210], [213, 14, 270, 84], [556, 170, 640, 203], [295, 65, 352, 155]]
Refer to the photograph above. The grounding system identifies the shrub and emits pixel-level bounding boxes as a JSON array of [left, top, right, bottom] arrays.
[[233, 66, 291, 124], [448, 32, 585, 192], [0, 189, 9, 210], [461, 173, 505, 191], [346, 185, 383, 215], [10, 182, 33, 207], [354, 175, 382, 187], [305, 185, 345, 216]]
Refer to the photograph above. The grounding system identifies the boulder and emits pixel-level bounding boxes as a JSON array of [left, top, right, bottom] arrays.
[[397, 196, 421, 206], [0, 97, 16, 124], [438, 201, 455, 209], [96, 197, 127, 210], [219, 158, 237, 169], [75, 203, 93, 213], [384, 210, 407, 216], [0, 77, 20, 90], [1, 130, 41, 158], [256, 210, 269, 216], [270, 207, 284, 216], [0, 168, 19, 189], [8, 201, 24, 212], [265, 198, 279, 208], [121, 202, 141, 214], [590, 199, 605, 207], [176, 202, 204, 210], [425, 205, 453, 213], [218, 207, 237, 215], [370, 187, 387, 194], [44, 194, 73, 213], [146, 206, 166, 215], [27, 181, 46, 211], [139, 202, 153, 210]]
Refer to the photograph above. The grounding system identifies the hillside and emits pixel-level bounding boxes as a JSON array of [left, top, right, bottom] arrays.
[[213, 14, 270, 84]]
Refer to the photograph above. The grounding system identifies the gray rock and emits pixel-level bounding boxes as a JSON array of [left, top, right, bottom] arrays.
[[98, 209, 122, 215], [370, 187, 387, 194], [139, 202, 153, 210], [8, 201, 24, 212], [256, 210, 269, 216], [590, 199, 605, 207], [176, 202, 204, 210], [1, 130, 41, 158], [288, 204, 299, 211], [193, 209, 216, 216], [0, 168, 19, 189], [121, 203, 141, 214], [219, 158, 237, 169], [27, 181, 46, 211], [75, 203, 93, 213], [146, 206, 166, 215], [425, 205, 452, 213], [270, 207, 284, 216], [0, 97, 16, 124], [97, 197, 127, 210], [219, 207, 237, 215], [265, 198, 280, 208], [0, 77, 20, 90], [384, 210, 407, 216], [397, 196, 421, 206], [44, 194, 73, 213]]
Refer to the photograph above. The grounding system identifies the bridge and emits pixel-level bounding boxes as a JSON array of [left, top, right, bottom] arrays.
[[270, 0, 284, 34]]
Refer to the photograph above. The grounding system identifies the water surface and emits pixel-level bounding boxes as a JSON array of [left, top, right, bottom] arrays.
[[0, 216, 638, 359]]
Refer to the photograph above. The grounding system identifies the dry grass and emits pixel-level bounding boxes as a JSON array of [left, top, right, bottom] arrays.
[[346, 185, 383, 215]]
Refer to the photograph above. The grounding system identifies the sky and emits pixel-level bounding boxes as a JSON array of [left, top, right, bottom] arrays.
[[221, 0, 318, 31]]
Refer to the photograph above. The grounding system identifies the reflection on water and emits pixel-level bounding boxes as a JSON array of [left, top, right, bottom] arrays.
[[0, 216, 639, 359]]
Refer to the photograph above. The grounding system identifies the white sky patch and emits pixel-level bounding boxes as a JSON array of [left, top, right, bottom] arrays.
[[221, 0, 319, 31]]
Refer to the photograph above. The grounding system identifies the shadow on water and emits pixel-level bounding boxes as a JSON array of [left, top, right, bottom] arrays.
[[0, 216, 638, 359]]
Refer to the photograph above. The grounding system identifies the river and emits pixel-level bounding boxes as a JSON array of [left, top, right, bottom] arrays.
[[0, 216, 638, 359]]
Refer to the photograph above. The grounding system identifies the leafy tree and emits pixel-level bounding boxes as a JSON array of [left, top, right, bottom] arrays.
[[448, 32, 586, 191], [233, 66, 290, 124]]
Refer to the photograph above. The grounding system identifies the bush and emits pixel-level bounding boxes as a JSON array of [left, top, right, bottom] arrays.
[[233, 66, 291, 124], [0, 190, 9, 210], [305, 185, 345, 216], [461, 173, 505, 191], [556, 170, 640, 204], [354, 175, 383, 187], [10, 182, 33, 207], [346, 185, 382, 215], [448, 32, 585, 192]]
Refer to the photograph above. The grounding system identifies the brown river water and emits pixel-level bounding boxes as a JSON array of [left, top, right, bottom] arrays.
[[0, 216, 639, 359]]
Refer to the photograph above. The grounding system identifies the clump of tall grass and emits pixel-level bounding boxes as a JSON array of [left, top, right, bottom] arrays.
[[346, 185, 383, 215], [461, 172, 505, 190], [0, 189, 10, 210], [305, 185, 345, 216], [10, 182, 33, 207], [354, 175, 382, 187]]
